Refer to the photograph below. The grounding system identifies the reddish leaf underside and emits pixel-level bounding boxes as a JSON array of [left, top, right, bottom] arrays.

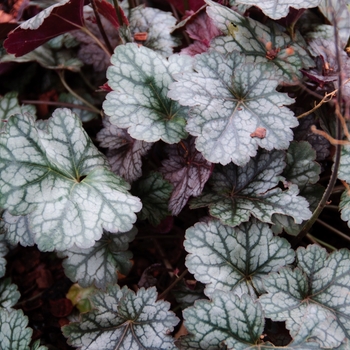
[[4, 0, 85, 57], [94, 0, 129, 30], [166, 0, 205, 15], [160, 138, 213, 215]]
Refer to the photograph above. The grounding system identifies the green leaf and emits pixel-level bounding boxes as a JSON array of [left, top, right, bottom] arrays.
[[103, 43, 192, 144], [129, 5, 180, 56], [0, 278, 20, 310], [190, 149, 312, 227], [63, 285, 179, 350], [0, 309, 32, 350], [31, 340, 49, 350], [168, 50, 297, 166], [185, 219, 295, 297], [133, 172, 173, 226], [0, 92, 36, 129], [234, 0, 321, 19], [58, 228, 137, 289], [259, 245, 350, 348], [205, 1, 314, 82], [0, 109, 141, 251]]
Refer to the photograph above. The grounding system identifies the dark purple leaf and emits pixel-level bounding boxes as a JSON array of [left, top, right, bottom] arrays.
[[160, 137, 213, 216], [96, 117, 152, 182], [4, 0, 85, 57], [166, 0, 205, 15]]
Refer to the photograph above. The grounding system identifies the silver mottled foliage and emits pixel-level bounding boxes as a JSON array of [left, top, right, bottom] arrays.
[[318, 0, 350, 47], [180, 292, 264, 349], [0, 235, 8, 278], [190, 149, 312, 227], [184, 219, 295, 298], [63, 285, 179, 350], [206, 1, 314, 82], [0, 309, 32, 350], [234, 0, 321, 19], [59, 228, 137, 289], [0, 278, 20, 310], [0, 109, 141, 251], [260, 245, 350, 348], [338, 146, 350, 227], [0, 92, 35, 129], [169, 50, 297, 165], [129, 5, 180, 56], [103, 43, 192, 144]]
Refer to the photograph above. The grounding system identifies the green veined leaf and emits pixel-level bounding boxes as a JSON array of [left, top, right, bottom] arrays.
[[58, 228, 137, 289], [234, 0, 321, 20], [0, 109, 141, 251], [190, 149, 312, 227], [2, 211, 35, 247], [129, 5, 180, 57], [206, 0, 314, 82], [63, 285, 179, 350], [103, 43, 192, 144], [0, 278, 20, 310], [133, 172, 173, 226], [259, 245, 350, 348], [0, 235, 8, 278], [184, 219, 295, 298], [168, 50, 297, 166], [0, 92, 36, 129], [0, 309, 32, 350], [337, 145, 350, 227]]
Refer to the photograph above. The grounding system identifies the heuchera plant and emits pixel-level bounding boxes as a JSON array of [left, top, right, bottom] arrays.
[[1, 0, 350, 348]]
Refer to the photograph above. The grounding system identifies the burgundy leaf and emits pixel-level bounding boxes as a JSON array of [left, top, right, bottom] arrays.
[[160, 137, 213, 216], [181, 11, 221, 56], [94, 0, 129, 30], [4, 0, 85, 57], [96, 117, 152, 182], [166, 0, 205, 15]]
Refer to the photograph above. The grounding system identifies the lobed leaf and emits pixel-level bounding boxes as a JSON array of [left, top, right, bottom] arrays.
[[260, 245, 350, 348], [184, 219, 295, 298], [206, 0, 314, 82], [168, 50, 297, 166], [63, 285, 179, 350], [103, 43, 192, 144], [0, 92, 35, 129], [129, 5, 180, 57], [179, 292, 265, 349], [234, 0, 321, 20], [96, 117, 152, 183], [0, 109, 141, 251], [0, 309, 32, 350], [160, 138, 213, 215], [0, 278, 20, 310], [134, 172, 173, 226], [59, 228, 137, 289], [190, 149, 312, 227]]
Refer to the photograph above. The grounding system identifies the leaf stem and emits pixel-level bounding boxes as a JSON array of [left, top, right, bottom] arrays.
[[57, 70, 102, 116], [291, 21, 344, 248], [306, 233, 337, 251], [316, 218, 350, 243], [90, 0, 114, 54], [158, 269, 188, 300], [21, 99, 98, 113]]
